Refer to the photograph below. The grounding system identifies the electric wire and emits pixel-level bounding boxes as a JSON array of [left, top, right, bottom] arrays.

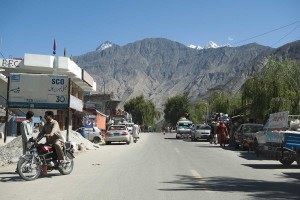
[[232, 21, 300, 46], [272, 25, 300, 47]]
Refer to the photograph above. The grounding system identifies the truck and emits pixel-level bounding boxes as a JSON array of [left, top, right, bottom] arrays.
[[253, 111, 300, 167], [176, 117, 193, 139]]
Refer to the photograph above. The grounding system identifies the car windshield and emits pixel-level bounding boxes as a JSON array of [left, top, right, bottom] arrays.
[[244, 125, 263, 133], [109, 126, 126, 130], [178, 122, 192, 128]]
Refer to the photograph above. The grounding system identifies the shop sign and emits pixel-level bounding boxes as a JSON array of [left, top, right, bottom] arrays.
[[8, 73, 69, 109]]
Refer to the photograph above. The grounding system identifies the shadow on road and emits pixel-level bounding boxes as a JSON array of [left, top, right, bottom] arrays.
[[158, 174, 300, 199], [164, 138, 178, 140], [243, 163, 300, 170], [0, 171, 60, 182], [281, 172, 300, 181]]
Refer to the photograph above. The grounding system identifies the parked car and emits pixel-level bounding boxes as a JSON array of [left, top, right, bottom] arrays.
[[75, 127, 103, 143], [233, 123, 264, 150], [191, 124, 211, 141], [105, 125, 132, 145]]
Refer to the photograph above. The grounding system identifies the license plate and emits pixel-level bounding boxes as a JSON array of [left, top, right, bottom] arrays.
[[114, 133, 120, 136]]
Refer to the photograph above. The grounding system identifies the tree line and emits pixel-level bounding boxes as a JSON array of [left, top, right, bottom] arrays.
[[124, 58, 300, 127]]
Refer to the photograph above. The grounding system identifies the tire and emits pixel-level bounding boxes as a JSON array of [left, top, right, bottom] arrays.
[[17, 157, 41, 181], [279, 157, 295, 166], [126, 137, 131, 145], [253, 139, 259, 157], [240, 142, 248, 151], [58, 152, 74, 175], [296, 153, 300, 167], [92, 137, 101, 144], [105, 141, 111, 145]]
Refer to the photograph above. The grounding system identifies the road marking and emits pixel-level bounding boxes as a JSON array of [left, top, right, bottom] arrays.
[[174, 147, 180, 153], [190, 169, 212, 192]]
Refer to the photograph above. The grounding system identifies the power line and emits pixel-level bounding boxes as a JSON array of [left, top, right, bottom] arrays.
[[232, 21, 300, 46], [0, 51, 5, 59], [272, 24, 300, 47]]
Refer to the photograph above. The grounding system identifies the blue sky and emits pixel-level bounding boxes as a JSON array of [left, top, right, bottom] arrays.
[[1, 0, 299, 58]]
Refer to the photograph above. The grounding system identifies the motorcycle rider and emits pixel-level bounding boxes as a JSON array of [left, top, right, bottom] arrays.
[[37, 111, 66, 163]]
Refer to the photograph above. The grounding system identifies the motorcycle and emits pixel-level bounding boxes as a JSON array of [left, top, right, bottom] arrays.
[[17, 139, 75, 181]]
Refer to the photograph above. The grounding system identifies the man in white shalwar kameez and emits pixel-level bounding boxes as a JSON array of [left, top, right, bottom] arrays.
[[132, 124, 140, 140]]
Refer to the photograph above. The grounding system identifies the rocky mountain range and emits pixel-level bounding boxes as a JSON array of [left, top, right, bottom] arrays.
[[74, 38, 300, 111]]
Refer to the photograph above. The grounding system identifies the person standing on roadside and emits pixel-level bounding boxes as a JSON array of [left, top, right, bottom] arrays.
[[21, 111, 34, 155], [216, 121, 229, 148]]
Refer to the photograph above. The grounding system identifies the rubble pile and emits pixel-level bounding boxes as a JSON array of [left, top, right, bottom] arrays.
[[0, 130, 100, 166]]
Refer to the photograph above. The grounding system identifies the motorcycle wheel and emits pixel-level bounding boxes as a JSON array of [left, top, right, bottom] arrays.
[[296, 153, 300, 167], [58, 152, 74, 175], [17, 158, 41, 181], [279, 157, 294, 166]]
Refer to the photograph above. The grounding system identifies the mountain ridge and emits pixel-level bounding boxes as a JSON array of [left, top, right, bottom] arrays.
[[74, 38, 300, 110]]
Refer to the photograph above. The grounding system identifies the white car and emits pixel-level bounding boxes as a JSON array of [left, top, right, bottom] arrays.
[[76, 127, 103, 143], [191, 124, 211, 141], [105, 125, 132, 145]]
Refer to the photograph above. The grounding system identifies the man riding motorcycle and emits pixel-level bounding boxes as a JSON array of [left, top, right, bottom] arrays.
[[37, 111, 66, 163]]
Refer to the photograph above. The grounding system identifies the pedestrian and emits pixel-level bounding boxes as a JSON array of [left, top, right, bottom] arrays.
[[16, 111, 34, 173], [37, 111, 66, 163], [20, 111, 34, 155], [132, 124, 140, 141], [216, 122, 229, 148], [39, 116, 45, 133]]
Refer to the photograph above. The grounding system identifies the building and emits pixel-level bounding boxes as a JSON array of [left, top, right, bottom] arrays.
[[0, 54, 96, 138]]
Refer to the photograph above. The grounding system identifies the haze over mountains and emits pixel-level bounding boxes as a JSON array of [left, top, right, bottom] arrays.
[[74, 38, 300, 111]]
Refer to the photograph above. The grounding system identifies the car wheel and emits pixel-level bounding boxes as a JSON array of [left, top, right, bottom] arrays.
[[253, 139, 259, 157], [240, 142, 248, 151], [105, 141, 111, 145], [92, 137, 101, 144], [126, 137, 131, 145]]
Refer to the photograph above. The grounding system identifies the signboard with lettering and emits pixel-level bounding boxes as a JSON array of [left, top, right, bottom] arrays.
[[266, 111, 289, 130], [8, 73, 69, 109], [0, 58, 22, 68]]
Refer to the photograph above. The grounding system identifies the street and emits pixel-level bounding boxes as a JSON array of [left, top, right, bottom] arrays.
[[0, 132, 299, 200]]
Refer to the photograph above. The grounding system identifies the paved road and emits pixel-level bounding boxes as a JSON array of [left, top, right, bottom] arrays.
[[0, 132, 300, 200]]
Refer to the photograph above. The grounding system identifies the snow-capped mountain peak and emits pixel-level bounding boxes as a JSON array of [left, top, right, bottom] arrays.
[[188, 41, 231, 50], [205, 41, 219, 49], [188, 44, 203, 50], [96, 41, 113, 51]]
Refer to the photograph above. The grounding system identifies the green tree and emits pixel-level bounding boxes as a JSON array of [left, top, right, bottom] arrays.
[[190, 100, 209, 124], [242, 58, 300, 122], [209, 90, 231, 114], [124, 95, 160, 125], [164, 94, 192, 126]]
